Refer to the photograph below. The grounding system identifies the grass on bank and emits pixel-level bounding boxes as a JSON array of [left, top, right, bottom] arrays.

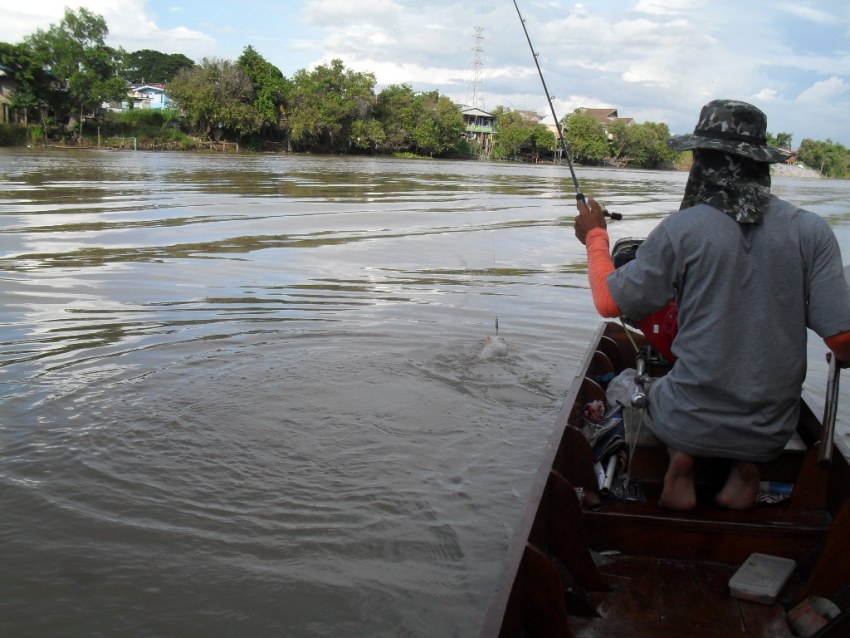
[[2, 109, 202, 150]]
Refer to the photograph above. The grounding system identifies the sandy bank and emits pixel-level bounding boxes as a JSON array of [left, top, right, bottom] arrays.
[[771, 163, 823, 179]]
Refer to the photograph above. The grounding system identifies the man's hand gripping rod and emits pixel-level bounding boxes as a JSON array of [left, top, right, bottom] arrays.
[[512, 0, 622, 221]]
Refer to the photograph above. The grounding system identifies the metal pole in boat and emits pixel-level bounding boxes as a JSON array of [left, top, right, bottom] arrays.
[[512, 0, 622, 220], [819, 351, 840, 468]]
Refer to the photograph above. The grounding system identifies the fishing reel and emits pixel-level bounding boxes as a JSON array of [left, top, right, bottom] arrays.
[[577, 193, 623, 221], [601, 206, 623, 221], [631, 349, 650, 409]]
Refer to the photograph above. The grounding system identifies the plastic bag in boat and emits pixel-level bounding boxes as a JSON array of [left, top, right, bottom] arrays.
[[605, 368, 637, 409]]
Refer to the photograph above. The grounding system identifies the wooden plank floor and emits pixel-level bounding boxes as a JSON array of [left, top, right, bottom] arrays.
[[570, 555, 795, 637]]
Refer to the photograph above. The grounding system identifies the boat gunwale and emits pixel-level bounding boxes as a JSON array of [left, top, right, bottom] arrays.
[[479, 321, 608, 636]]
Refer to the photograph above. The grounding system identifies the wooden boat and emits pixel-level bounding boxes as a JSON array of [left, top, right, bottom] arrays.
[[481, 320, 850, 637]]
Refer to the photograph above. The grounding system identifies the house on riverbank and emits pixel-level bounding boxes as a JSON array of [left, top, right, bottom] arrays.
[[128, 84, 171, 110], [461, 106, 495, 156], [579, 107, 634, 128], [102, 83, 173, 113], [0, 63, 17, 124], [540, 106, 633, 143], [577, 107, 635, 141]]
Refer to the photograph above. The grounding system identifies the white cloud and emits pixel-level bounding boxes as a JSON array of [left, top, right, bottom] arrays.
[[305, 0, 405, 26], [1, 1, 216, 58], [3, 6, 70, 41], [327, 55, 467, 87], [797, 76, 849, 103], [777, 2, 836, 24], [635, 0, 697, 16], [752, 88, 781, 101]]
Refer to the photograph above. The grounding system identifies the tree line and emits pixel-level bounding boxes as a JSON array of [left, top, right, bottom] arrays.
[[490, 107, 690, 169], [167, 54, 466, 156], [1, 6, 848, 175], [0, 7, 468, 156]]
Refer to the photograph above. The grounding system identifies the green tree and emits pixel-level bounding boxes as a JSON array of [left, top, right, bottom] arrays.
[[123, 49, 194, 83], [375, 83, 418, 152], [609, 120, 676, 168], [492, 108, 529, 159], [351, 117, 386, 151], [767, 131, 793, 149], [530, 124, 558, 159], [237, 45, 290, 130], [643, 122, 677, 166], [288, 58, 376, 151], [0, 41, 52, 125], [25, 7, 126, 135], [797, 138, 850, 178], [411, 91, 464, 156], [373, 84, 463, 156], [168, 58, 261, 139], [564, 110, 608, 164], [491, 107, 556, 161]]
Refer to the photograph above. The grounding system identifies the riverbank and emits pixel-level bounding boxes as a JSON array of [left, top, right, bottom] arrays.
[[772, 163, 823, 179], [1, 138, 833, 180]]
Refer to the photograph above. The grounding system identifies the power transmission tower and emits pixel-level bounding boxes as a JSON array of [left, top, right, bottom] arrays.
[[470, 26, 485, 110]]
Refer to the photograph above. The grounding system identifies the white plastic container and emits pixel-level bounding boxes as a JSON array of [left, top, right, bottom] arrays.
[[728, 553, 796, 604]]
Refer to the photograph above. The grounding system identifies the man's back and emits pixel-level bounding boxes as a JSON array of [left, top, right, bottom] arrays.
[[609, 196, 849, 461]]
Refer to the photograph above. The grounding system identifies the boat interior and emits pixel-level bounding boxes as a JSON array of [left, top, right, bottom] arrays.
[[484, 322, 850, 638]]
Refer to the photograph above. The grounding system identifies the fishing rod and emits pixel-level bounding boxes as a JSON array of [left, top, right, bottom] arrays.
[[512, 0, 622, 220]]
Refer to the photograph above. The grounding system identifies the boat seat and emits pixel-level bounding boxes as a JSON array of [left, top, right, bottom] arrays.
[[582, 498, 831, 565]]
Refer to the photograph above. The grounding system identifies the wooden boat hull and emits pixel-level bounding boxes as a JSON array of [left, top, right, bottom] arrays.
[[481, 321, 850, 637]]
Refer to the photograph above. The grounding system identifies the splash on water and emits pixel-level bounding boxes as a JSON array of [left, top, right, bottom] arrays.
[[479, 334, 508, 360]]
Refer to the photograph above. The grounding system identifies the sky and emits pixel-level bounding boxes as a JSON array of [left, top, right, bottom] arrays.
[[2, 0, 849, 147]]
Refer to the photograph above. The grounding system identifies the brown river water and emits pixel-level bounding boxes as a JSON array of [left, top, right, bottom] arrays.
[[2, 149, 850, 637]]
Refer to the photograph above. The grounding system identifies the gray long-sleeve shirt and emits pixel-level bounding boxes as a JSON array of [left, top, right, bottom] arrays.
[[608, 196, 850, 461]]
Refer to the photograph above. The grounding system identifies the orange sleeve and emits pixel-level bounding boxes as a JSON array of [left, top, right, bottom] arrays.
[[824, 330, 850, 365], [585, 228, 622, 318]]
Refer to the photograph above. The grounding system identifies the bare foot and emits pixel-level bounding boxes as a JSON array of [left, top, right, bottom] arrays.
[[659, 448, 697, 511], [715, 461, 760, 510]]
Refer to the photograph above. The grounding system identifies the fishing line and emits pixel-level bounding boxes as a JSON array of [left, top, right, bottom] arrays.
[[624, 406, 645, 496], [488, 198, 501, 336], [512, 0, 622, 220], [619, 318, 641, 354], [490, 206, 502, 335]]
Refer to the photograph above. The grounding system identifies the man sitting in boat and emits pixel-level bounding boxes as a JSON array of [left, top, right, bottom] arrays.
[[574, 99, 850, 511]]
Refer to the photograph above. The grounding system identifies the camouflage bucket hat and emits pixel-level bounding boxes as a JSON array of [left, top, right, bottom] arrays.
[[669, 100, 792, 163]]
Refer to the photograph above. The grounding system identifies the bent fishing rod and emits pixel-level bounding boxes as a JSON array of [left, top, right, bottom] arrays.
[[512, 0, 622, 220]]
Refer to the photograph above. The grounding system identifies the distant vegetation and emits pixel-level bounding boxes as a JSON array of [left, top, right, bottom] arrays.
[[1, 6, 848, 176], [795, 138, 850, 178], [0, 7, 468, 157]]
